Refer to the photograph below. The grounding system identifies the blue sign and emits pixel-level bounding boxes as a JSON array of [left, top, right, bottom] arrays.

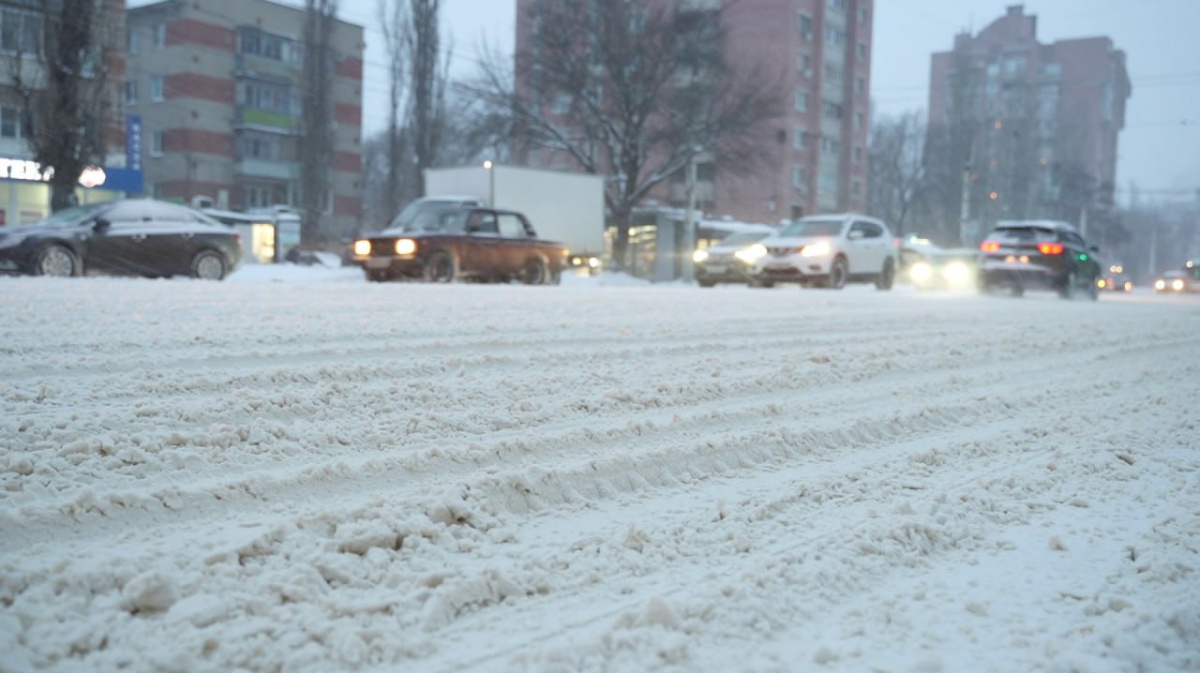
[[126, 115, 142, 172], [102, 167, 143, 194]]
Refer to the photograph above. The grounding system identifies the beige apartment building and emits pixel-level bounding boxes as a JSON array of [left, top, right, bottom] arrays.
[[127, 0, 364, 236]]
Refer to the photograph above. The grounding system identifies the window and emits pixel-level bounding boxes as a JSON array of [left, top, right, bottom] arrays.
[[825, 26, 844, 46], [794, 88, 808, 112], [239, 27, 294, 62], [853, 146, 862, 164], [852, 179, 862, 196], [239, 132, 282, 161], [857, 42, 867, 61], [793, 128, 806, 151], [240, 81, 292, 113], [552, 93, 571, 115], [854, 111, 864, 130], [851, 220, 881, 238], [0, 106, 21, 139], [792, 165, 806, 190], [797, 52, 810, 74], [827, 0, 847, 10], [497, 213, 528, 238], [152, 183, 165, 200], [124, 80, 138, 106], [798, 13, 812, 39], [822, 101, 842, 119], [151, 131, 164, 157], [127, 29, 139, 55], [150, 76, 164, 102], [824, 64, 843, 88], [855, 77, 865, 95], [1, 9, 41, 55], [821, 136, 840, 155], [859, 7, 869, 25], [154, 22, 166, 49]]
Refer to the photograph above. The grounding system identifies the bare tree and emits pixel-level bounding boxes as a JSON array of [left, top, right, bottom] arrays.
[[406, 0, 450, 198], [867, 111, 926, 236], [300, 0, 340, 245], [377, 0, 409, 220], [463, 0, 782, 269], [10, 0, 117, 212]]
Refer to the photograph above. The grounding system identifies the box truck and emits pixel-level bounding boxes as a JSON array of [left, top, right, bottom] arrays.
[[423, 165, 607, 273]]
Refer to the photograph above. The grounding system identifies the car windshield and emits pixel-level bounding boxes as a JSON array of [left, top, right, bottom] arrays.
[[389, 199, 476, 230], [989, 227, 1057, 244], [779, 219, 844, 237], [719, 231, 770, 246], [34, 203, 111, 227], [400, 208, 469, 233]]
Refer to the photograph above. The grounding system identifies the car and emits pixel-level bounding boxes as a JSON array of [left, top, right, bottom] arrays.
[[1153, 265, 1200, 294], [742, 214, 898, 290], [0, 199, 242, 280], [976, 220, 1100, 299], [692, 230, 774, 287], [906, 245, 979, 291], [1097, 264, 1133, 293], [351, 206, 569, 284]]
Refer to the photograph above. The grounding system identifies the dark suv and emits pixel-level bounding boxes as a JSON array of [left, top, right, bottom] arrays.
[[977, 220, 1100, 299]]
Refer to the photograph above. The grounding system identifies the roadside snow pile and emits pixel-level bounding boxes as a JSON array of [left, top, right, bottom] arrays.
[[1, 276, 1197, 673]]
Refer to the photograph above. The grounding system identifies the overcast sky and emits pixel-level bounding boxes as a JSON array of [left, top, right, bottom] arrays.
[[132, 0, 1200, 204]]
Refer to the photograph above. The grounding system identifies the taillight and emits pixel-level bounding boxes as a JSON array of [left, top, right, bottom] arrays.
[[980, 241, 1000, 252], [1037, 242, 1064, 255], [233, 233, 242, 243]]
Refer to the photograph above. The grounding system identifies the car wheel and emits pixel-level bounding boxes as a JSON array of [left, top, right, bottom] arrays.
[[876, 257, 895, 290], [520, 256, 549, 285], [1059, 270, 1078, 299], [1011, 284, 1025, 298], [34, 244, 81, 277], [190, 250, 228, 280], [423, 251, 458, 283], [1086, 274, 1100, 301], [698, 279, 715, 288], [748, 279, 774, 288], [548, 269, 562, 286], [828, 256, 848, 290]]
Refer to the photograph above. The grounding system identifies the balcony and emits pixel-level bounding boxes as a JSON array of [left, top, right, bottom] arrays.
[[236, 157, 300, 181], [235, 106, 298, 134]]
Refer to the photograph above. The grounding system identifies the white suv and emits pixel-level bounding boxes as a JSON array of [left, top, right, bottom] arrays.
[[744, 214, 898, 289]]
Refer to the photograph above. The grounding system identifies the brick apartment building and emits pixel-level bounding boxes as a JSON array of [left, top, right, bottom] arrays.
[[514, 0, 873, 226], [0, 0, 138, 225], [126, 0, 364, 236], [929, 4, 1130, 221]]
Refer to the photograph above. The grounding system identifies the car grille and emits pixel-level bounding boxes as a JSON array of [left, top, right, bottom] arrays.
[[370, 241, 394, 257], [706, 253, 733, 264], [768, 246, 799, 257]]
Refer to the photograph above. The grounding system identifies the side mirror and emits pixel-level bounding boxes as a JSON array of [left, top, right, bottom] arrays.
[[93, 218, 111, 234], [1089, 245, 1100, 253], [847, 230, 864, 240]]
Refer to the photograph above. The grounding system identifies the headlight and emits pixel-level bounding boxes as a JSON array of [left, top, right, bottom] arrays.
[[1172, 279, 1185, 291], [1097, 279, 1107, 289], [395, 239, 416, 255], [943, 261, 971, 285], [588, 257, 600, 268], [693, 249, 709, 263], [909, 261, 932, 284], [736, 243, 767, 264], [801, 240, 832, 257], [353, 240, 371, 256]]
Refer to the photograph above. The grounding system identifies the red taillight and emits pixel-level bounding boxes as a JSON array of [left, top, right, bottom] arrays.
[[1037, 242, 1064, 255], [233, 233, 242, 243], [980, 241, 1000, 252]]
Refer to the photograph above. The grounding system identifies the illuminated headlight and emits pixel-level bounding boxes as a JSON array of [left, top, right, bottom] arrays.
[[394, 239, 416, 255], [1097, 279, 1107, 289], [1172, 279, 1185, 291], [909, 261, 932, 284], [353, 239, 371, 256], [943, 261, 971, 285], [1124, 282, 1133, 292], [588, 257, 600, 268], [801, 240, 832, 257], [737, 243, 768, 264], [1155, 279, 1166, 290], [693, 249, 709, 263]]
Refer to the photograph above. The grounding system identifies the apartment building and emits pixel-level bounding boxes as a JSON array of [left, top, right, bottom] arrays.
[[514, 0, 873, 225], [0, 0, 138, 225], [928, 4, 1130, 210], [127, 0, 364, 236]]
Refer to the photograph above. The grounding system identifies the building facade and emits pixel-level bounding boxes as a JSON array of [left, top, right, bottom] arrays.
[[0, 0, 139, 226], [513, 0, 873, 226], [127, 0, 364, 237], [928, 4, 1130, 230]]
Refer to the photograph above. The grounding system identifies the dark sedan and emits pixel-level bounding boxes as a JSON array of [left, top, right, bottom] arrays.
[[0, 200, 242, 280], [977, 220, 1100, 300], [352, 206, 569, 284]]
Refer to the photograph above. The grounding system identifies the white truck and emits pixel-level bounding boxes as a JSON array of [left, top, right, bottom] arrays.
[[423, 165, 607, 273]]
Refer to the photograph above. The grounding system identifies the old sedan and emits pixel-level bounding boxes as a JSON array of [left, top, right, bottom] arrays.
[[0, 200, 242, 280], [352, 206, 569, 284]]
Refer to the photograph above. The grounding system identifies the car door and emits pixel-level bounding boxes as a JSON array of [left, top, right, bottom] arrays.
[[495, 212, 536, 275], [85, 202, 153, 275], [846, 220, 880, 274], [462, 210, 502, 275]]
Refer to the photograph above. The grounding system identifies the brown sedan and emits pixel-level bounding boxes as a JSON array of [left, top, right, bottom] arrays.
[[352, 206, 568, 284]]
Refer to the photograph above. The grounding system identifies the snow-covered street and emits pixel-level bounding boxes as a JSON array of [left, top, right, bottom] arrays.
[[2, 268, 1198, 673]]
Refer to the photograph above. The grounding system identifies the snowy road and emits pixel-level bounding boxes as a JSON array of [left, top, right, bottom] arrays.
[[2, 270, 1198, 673]]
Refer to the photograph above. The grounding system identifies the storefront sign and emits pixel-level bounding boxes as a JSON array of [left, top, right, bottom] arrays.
[[0, 158, 51, 181], [126, 115, 142, 172], [0, 156, 142, 193]]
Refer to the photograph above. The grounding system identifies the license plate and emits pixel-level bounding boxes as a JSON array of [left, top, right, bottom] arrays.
[[366, 258, 392, 269], [704, 264, 728, 274]]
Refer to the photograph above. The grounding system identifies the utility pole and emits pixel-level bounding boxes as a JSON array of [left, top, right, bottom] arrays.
[[959, 160, 972, 247], [681, 152, 698, 283], [1079, 203, 1088, 239]]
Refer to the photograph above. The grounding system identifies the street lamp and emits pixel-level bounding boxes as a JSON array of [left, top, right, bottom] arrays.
[[483, 160, 495, 206]]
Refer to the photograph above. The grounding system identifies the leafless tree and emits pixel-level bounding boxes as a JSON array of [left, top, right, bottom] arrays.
[[462, 0, 783, 269], [405, 0, 450, 198], [9, 0, 118, 213], [377, 0, 409, 219], [300, 0, 340, 245], [867, 111, 926, 236]]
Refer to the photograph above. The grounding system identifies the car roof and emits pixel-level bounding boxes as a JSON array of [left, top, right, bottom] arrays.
[[994, 219, 1079, 233]]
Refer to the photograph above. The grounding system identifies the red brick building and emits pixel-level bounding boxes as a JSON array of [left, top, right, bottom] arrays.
[[514, 0, 873, 225], [127, 0, 364, 236]]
